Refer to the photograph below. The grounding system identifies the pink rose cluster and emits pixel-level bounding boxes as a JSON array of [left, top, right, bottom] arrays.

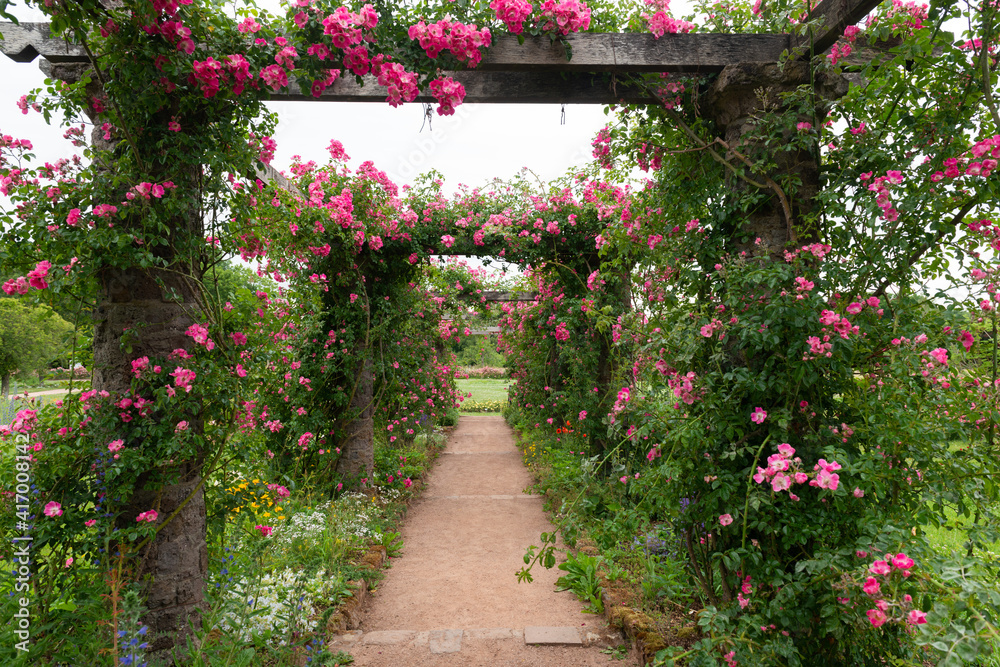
[[170, 366, 197, 393], [322, 4, 378, 49], [641, 0, 695, 38], [665, 369, 699, 407], [966, 220, 1000, 264], [429, 77, 466, 116], [136, 509, 159, 523], [863, 169, 905, 222], [536, 0, 591, 36], [753, 444, 842, 499], [491, 0, 533, 33], [3, 260, 51, 294], [407, 19, 492, 67], [861, 552, 927, 628], [267, 483, 291, 499], [185, 322, 216, 350], [374, 61, 419, 108], [591, 126, 612, 169], [804, 298, 877, 361]]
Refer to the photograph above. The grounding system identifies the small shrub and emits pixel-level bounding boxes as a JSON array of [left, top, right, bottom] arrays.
[[460, 399, 507, 412]]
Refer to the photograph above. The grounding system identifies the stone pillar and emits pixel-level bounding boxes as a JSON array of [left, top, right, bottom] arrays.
[[45, 61, 207, 659], [702, 62, 847, 257], [336, 355, 375, 483]]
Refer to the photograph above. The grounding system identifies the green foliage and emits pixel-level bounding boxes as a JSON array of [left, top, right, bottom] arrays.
[[556, 551, 605, 613]]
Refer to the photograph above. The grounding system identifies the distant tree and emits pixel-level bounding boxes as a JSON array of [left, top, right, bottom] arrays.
[[0, 299, 74, 398], [202, 259, 278, 330]]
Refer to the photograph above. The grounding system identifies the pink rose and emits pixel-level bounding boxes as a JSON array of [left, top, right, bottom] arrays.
[[44, 501, 63, 517], [867, 608, 888, 627], [959, 329, 975, 352], [719, 514, 733, 526], [869, 560, 891, 576], [891, 553, 915, 570]]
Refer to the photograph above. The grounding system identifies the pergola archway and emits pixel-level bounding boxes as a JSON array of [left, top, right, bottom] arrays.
[[0, 0, 883, 653]]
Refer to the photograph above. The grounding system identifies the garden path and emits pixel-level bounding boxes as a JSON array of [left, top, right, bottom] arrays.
[[334, 414, 638, 666]]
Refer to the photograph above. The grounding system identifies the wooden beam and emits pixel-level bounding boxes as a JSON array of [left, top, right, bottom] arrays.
[[0, 0, 883, 105], [305, 71, 656, 105], [793, 0, 884, 55], [1, 23, 789, 73], [432, 291, 537, 302], [477, 33, 790, 73], [461, 291, 537, 302], [0, 22, 79, 63]]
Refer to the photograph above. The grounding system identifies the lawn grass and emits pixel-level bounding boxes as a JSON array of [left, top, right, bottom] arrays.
[[456, 379, 509, 413], [923, 504, 1000, 560], [456, 379, 509, 402]]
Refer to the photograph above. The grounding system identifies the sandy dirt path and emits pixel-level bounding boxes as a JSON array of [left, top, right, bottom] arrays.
[[334, 415, 638, 666]]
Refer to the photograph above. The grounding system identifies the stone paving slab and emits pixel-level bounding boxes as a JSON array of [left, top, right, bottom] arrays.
[[524, 626, 584, 646], [429, 629, 463, 654], [335, 626, 591, 650], [464, 627, 523, 640], [422, 494, 543, 500], [360, 630, 417, 646]]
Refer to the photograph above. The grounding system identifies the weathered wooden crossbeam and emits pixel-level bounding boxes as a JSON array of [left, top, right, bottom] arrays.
[[432, 291, 538, 302], [315, 71, 655, 105], [794, 0, 882, 54], [463, 291, 537, 302], [0, 0, 884, 104], [1, 23, 789, 71], [477, 33, 790, 72]]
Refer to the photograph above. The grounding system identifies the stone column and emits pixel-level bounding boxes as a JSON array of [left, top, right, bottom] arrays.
[[336, 355, 375, 483], [44, 61, 207, 659], [702, 61, 847, 257]]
